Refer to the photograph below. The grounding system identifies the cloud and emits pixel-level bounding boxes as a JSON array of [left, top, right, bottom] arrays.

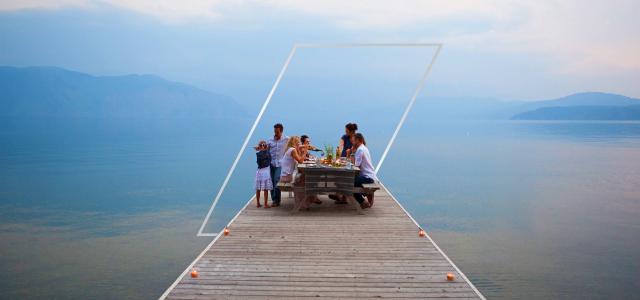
[[1, 0, 638, 75], [99, 0, 228, 22], [0, 0, 89, 11], [0, 0, 231, 22], [265, 0, 640, 74]]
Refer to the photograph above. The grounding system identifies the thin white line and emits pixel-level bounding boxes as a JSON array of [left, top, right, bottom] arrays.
[[159, 195, 255, 299], [196, 46, 298, 236], [375, 44, 442, 173], [296, 43, 443, 48], [379, 182, 486, 299]]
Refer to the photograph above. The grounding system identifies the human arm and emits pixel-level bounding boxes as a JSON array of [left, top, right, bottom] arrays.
[[291, 146, 306, 163], [354, 148, 363, 167]]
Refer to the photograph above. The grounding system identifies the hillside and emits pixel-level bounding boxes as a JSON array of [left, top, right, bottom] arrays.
[[0, 66, 247, 119], [509, 93, 640, 120], [512, 105, 640, 120]]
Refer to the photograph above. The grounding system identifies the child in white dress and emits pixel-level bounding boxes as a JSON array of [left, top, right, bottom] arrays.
[[254, 141, 272, 208]]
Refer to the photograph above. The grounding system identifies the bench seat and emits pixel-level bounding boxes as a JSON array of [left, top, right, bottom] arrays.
[[279, 181, 381, 194], [276, 181, 294, 192], [354, 182, 381, 194]]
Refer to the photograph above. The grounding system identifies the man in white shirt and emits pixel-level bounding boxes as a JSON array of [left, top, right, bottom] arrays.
[[352, 133, 376, 208], [267, 123, 289, 206]]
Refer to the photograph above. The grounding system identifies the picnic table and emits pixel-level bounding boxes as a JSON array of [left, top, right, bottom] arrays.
[[278, 159, 380, 213]]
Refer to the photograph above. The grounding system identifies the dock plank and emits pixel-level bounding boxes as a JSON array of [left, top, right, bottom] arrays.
[[161, 185, 484, 299]]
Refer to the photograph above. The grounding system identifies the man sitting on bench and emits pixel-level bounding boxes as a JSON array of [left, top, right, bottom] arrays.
[[352, 133, 376, 209]]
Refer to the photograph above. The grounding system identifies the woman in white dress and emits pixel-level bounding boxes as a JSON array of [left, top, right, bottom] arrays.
[[280, 135, 323, 205], [279, 136, 305, 183]]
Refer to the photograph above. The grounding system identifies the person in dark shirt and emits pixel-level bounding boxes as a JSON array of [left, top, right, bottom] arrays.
[[338, 123, 358, 157], [330, 123, 358, 203], [254, 141, 272, 208]]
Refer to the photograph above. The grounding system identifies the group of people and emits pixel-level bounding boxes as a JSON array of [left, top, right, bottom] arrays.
[[253, 122, 377, 209]]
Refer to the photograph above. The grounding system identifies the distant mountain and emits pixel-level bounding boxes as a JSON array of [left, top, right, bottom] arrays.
[[498, 92, 640, 120], [512, 105, 640, 120], [509, 93, 640, 120], [525, 92, 639, 107], [0, 66, 247, 119], [403, 92, 640, 120]]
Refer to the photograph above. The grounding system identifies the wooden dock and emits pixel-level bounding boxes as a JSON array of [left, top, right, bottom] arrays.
[[160, 184, 485, 299]]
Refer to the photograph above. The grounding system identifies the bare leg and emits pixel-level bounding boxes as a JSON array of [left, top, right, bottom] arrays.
[[263, 190, 271, 208], [255, 190, 262, 207], [334, 194, 348, 204]]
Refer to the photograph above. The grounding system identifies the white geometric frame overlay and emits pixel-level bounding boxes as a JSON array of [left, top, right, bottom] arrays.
[[160, 42, 486, 300], [197, 43, 442, 237]]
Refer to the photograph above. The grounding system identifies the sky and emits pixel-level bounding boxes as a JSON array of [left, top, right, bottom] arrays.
[[0, 0, 639, 105]]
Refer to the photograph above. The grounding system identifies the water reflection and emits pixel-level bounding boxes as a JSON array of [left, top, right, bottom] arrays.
[[383, 121, 640, 299], [0, 207, 209, 299], [1, 120, 639, 299]]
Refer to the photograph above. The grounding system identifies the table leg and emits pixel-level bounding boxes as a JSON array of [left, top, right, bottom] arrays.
[[291, 189, 306, 213]]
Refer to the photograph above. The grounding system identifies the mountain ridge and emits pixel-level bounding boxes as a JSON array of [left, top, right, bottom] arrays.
[[0, 66, 248, 119]]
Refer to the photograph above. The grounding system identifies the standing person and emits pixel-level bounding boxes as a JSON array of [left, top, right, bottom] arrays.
[[267, 123, 289, 207], [352, 133, 376, 209], [338, 123, 358, 158], [253, 141, 272, 208]]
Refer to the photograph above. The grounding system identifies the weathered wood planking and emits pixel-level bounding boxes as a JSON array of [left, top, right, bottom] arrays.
[[161, 184, 485, 299]]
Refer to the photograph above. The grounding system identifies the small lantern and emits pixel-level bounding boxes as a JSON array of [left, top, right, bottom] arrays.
[[418, 229, 426, 237], [191, 268, 199, 278], [446, 273, 455, 281], [223, 227, 230, 236]]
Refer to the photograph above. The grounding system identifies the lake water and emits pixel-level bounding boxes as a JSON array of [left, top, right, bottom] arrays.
[[1, 120, 639, 299]]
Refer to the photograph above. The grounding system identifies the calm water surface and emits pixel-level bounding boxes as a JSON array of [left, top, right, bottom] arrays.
[[1, 121, 639, 299]]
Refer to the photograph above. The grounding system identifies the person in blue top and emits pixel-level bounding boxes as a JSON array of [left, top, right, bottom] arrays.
[[254, 140, 272, 208], [337, 123, 358, 158], [330, 123, 358, 203]]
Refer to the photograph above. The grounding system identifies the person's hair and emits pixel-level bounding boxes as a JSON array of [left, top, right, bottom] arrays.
[[345, 123, 358, 133], [274, 123, 284, 130], [300, 135, 309, 144], [254, 140, 267, 150], [354, 133, 366, 145], [286, 136, 300, 149]]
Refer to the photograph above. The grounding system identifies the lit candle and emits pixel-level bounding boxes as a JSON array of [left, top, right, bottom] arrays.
[[447, 273, 455, 281]]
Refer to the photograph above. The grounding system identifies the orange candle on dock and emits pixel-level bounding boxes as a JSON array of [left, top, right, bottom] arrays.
[[223, 228, 230, 236], [191, 269, 199, 278], [446, 273, 455, 281], [419, 229, 426, 237]]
